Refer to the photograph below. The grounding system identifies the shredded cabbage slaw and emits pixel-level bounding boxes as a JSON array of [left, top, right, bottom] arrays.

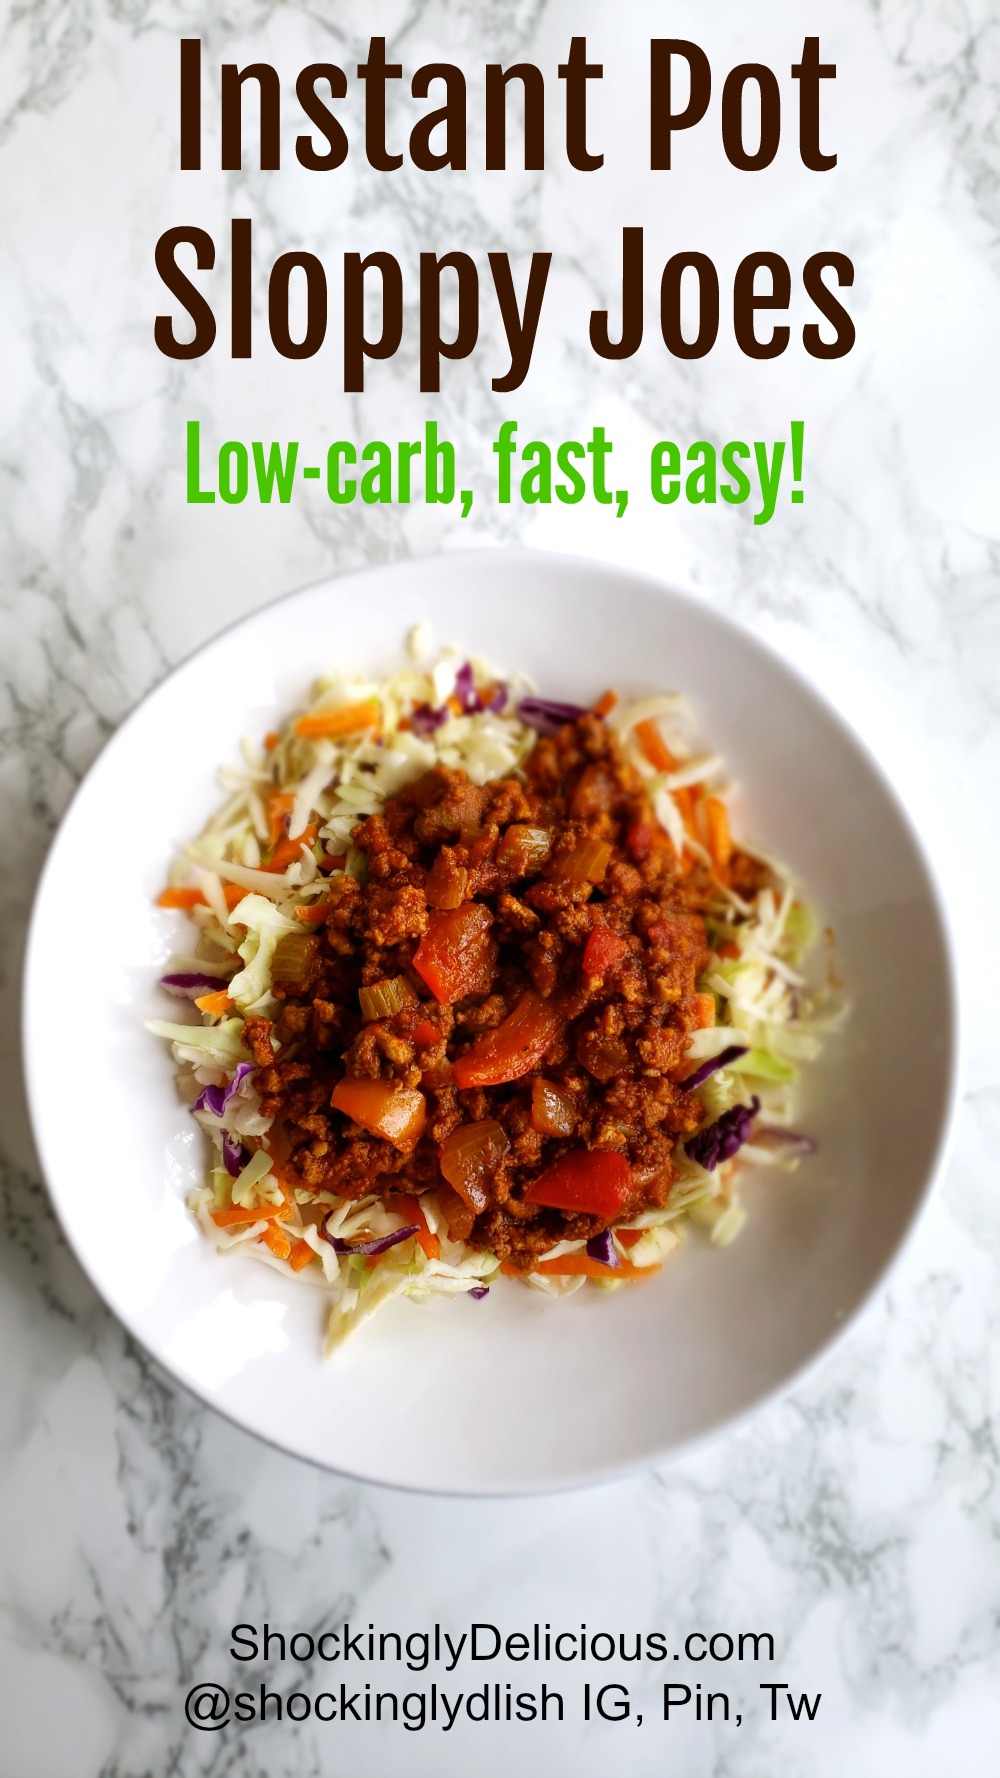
[[148, 626, 844, 1353]]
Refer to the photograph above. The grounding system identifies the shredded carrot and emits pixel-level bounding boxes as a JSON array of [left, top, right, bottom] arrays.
[[160, 881, 246, 914], [264, 823, 318, 873], [267, 790, 294, 845], [295, 902, 328, 924], [288, 1239, 315, 1272], [263, 730, 280, 752], [294, 699, 380, 740], [705, 797, 732, 882], [211, 1201, 294, 1228], [260, 1225, 292, 1260], [635, 717, 678, 774], [501, 1253, 647, 1279], [389, 1191, 441, 1261], [693, 992, 716, 1029], [194, 989, 232, 1017], [157, 886, 206, 910], [537, 1253, 645, 1279], [593, 689, 618, 718], [674, 786, 700, 835], [447, 694, 463, 717], [718, 939, 740, 961]]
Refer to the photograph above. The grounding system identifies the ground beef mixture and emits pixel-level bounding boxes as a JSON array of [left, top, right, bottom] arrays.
[[251, 713, 724, 1266]]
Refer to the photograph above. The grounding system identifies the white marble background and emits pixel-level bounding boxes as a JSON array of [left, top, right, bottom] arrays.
[[1, 1, 999, 1773]]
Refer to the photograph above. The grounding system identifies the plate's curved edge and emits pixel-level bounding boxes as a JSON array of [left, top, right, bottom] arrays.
[[20, 547, 964, 1494]]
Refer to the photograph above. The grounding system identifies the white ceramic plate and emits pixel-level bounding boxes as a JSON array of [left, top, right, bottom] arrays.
[[23, 551, 959, 1493]]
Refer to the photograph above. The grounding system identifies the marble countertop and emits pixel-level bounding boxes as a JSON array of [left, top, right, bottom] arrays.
[[1, 1, 998, 1773]]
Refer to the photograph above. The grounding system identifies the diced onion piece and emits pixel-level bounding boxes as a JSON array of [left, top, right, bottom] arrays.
[[452, 991, 563, 1089], [580, 1035, 629, 1083], [530, 1077, 576, 1137], [436, 1182, 475, 1241], [438, 1119, 510, 1213], [497, 825, 551, 874], [557, 838, 612, 883], [270, 932, 319, 985], [331, 1078, 426, 1151], [358, 976, 418, 1021]]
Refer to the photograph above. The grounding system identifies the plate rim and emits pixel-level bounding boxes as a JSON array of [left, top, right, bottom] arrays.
[[21, 546, 964, 1493]]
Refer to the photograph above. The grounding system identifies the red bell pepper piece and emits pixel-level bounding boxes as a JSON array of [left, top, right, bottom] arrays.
[[530, 1077, 576, 1136], [582, 925, 628, 977], [522, 1149, 633, 1220], [452, 991, 563, 1089], [330, 1079, 426, 1151], [412, 904, 496, 1004]]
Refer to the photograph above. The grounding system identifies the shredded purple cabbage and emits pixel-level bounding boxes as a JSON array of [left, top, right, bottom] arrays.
[[160, 971, 229, 999], [463, 664, 508, 713], [517, 696, 589, 734], [469, 1285, 490, 1300], [585, 1229, 621, 1268], [409, 703, 449, 736], [687, 1096, 761, 1171], [454, 660, 478, 712], [753, 1124, 818, 1158], [410, 666, 508, 732], [682, 1044, 749, 1092], [322, 1221, 420, 1258], [192, 1062, 253, 1119], [222, 1135, 246, 1177]]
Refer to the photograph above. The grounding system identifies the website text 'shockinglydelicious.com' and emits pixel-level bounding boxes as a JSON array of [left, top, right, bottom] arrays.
[[181, 1619, 822, 1739]]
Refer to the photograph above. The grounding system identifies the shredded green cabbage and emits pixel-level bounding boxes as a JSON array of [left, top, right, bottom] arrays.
[[227, 893, 299, 1011], [151, 629, 843, 1351]]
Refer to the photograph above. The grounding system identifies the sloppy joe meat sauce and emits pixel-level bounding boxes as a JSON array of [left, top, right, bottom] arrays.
[[248, 713, 737, 1266]]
